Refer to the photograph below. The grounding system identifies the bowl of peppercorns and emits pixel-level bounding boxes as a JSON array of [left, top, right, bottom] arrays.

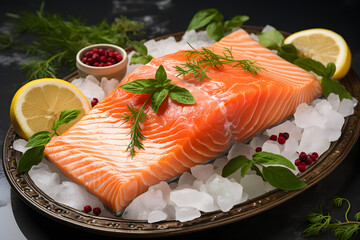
[[76, 43, 128, 81]]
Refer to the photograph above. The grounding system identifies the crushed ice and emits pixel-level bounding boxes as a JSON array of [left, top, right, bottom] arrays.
[[11, 29, 358, 223]]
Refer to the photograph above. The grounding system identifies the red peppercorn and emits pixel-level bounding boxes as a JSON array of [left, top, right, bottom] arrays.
[[298, 163, 306, 172], [82, 48, 123, 67], [299, 152, 307, 162], [93, 207, 101, 216], [116, 54, 123, 62], [305, 156, 313, 165], [255, 147, 262, 152], [92, 48, 99, 53], [312, 152, 319, 159], [91, 98, 99, 107], [83, 205, 92, 213], [294, 159, 301, 166], [279, 132, 290, 140], [270, 135, 277, 141], [277, 136, 286, 145]]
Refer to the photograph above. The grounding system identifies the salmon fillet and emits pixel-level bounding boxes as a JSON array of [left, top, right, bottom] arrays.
[[44, 29, 321, 214]]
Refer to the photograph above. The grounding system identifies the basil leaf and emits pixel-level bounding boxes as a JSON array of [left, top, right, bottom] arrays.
[[155, 65, 167, 83], [321, 76, 352, 100], [325, 62, 336, 78], [258, 30, 284, 50], [206, 21, 224, 41], [130, 53, 153, 65], [294, 58, 328, 77], [132, 41, 148, 56], [277, 43, 300, 63], [251, 164, 265, 181], [224, 15, 249, 32], [187, 8, 222, 31], [222, 155, 252, 177], [58, 108, 81, 125], [151, 88, 169, 114], [262, 166, 307, 190], [25, 131, 51, 147], [17, 146, 45, 172], [253, 151, 295, 170], [169, 85, 196, 104], [119, 78, 158, 94]]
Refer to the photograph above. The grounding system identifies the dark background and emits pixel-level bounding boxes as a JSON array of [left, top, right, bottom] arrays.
[[1, 0, 359, 239]]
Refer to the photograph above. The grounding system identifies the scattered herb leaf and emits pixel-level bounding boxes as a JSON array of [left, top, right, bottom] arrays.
[[0, 33, 13, 50], [174, 44, 264, 81], [130, 41, 154, 65], [119, 65, 195, 157], [17, 108, 81, 172]]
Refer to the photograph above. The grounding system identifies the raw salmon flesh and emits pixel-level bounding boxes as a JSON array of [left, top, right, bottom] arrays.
[[44, 29, 321, 214]]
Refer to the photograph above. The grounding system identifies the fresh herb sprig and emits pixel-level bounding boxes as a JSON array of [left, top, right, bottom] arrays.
[[257, 30, 353, 100], [119, 65, 195, 157], [174, 45, 264, 81], [5, 3, 145, 81], [187, 8, 249, 41], [303, 196, 360, 240], [17, 109, 81, 172], [222, 151, 307, 190], [130, 41, 154, 65]]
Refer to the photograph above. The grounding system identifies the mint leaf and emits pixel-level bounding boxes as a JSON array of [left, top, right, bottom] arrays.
[[262, 166, 307, 190], [277, 43, 300, 63], [119, 78, 158, 94], [187, 8, 222, 31], [222, 155, 252, 177], [155, 65, 167, 83], [253, 151, 295, 170], [132, 41, 148, 56], [294, 58, 328, 77], [169, 85, 196, 104], [257, 30, 284, 50], [321, 76, 352, 100], [325, 62, 336, 78], [17, 146, 45, 172], [206, 21, 224, 41], [151, 88, 169, 114], [25, 131, 51, 147], [58, 108, 81, 125], [224, 15, 249, 32], [130, 53, 153, 65]]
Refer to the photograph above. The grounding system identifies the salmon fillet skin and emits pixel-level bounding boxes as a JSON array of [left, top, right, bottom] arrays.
[[44, 29, 321, 214]]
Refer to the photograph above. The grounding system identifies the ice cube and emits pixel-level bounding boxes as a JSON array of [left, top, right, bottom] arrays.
[[339, 98, 356, 117], [265, 120, 302, 141], [148, 210, 167, 223], [240, 174, 268, 199], [191, 164, 214, 182], [327, 93, 340, 111], [213, 156, 229, 175], [262, 140, 280, 154], [298, 127, 331, 155], [324, 109, 345, 130], [281, 137, 299, 161], [12, 139, 30, 153], [178, 172, 196, 188], [71, 76, 106, 103], [250, 135, 268, 150], [175, 207, 201, 222], [100, 77, 120, 96], [314, 99, 332, 114], [170, 188, 215, 212], [262, 25, 276, 32], [294, 103, 327, 128], [227, 142, 255, 160], [149, 181, 171, 202]]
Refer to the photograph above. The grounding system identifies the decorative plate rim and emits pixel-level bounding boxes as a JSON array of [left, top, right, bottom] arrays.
[[2, 25, 360, 237]]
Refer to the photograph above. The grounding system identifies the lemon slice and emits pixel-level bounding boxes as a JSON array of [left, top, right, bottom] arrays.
[[10, 78, 91, 139], [284, 28, 351, 80]]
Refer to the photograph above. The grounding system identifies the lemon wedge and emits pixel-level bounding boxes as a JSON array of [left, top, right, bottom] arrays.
[[284, 28, 351, 80], [10, 78, 91, 139]]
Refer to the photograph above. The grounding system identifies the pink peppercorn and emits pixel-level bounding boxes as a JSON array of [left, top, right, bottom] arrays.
[[270, 135, 277, 141], [277, 136, 286, 145], [294, 159, 301, 166], [255, 147, 262, 152], [298, 163, 306, 172], [83, 205, 92, 213], [93, 207, 101, 216], [91, 98, 99, 107]]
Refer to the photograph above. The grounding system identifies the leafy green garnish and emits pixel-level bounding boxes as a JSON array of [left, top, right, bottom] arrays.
[[0, 33, 13, 50], [119, 65, 195, 157], [222, 151, 306, 191], [257, 29, 353, 100], [130, 41, 154, 65], [303, 196, 360, 240], [187, 8, 249, 41], [174, 44, 264, 81], [17, 108, 81, 172], [4, 3, 145, 81]]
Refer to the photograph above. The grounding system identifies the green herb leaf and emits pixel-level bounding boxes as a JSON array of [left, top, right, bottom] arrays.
[[257, 30, 284, 50], [262, 166, 307, 190], [222, 155, 252, 177], [155, 65, 167, 83], [130, 53, 153, 65], [293, 58, 328, 77], [119, 79, 158, 94], [224, 15, 249, 32], [0, 33, 13, 50], [354, 212, 360, 221], [206, 21, 224, 42], [25, 131, 51, 147], [169, 85, 196, 104], [132, 41, 148, 56], [58, 108, 82, 126], [253, 151, 295, 170], [326, 62, 336, 78], [277, 43, 300, 63], [187, 8, 222, 31], [321, 76, 352, 100], [151, 88, 169, 114], [17, 146, 45, 172]]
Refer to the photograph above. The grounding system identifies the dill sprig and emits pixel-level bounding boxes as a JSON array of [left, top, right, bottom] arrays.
[[303, 196, 360, 240], [5, 3, 145, 81], [174, 44, 265, 81]]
